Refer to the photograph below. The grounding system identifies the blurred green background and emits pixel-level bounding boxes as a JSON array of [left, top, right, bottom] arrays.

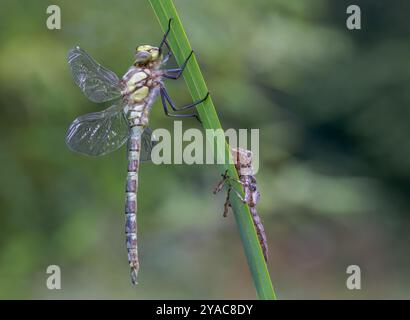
[[0, 0, 409, 299]]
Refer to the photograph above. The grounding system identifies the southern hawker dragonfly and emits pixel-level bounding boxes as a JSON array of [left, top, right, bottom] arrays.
[[65, 19, 209, 284]]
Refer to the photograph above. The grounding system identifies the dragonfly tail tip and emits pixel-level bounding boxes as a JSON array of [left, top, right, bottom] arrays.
[[130, 267, 139, 285]]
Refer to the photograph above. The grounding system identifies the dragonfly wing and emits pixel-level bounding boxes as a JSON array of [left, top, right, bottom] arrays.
[[140, 127, 158, 162], [68, 46, 121, 103], [66, 103, 129, 156]]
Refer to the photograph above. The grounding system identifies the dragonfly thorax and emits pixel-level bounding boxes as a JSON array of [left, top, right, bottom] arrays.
[[121, 65, 161, 127], [232, 147, 254, 175], [121, 65, 161, 103]]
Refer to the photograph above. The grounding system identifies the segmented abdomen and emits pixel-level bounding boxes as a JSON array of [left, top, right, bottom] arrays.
[[125, 125, 142, 284], [241, 175, 269, 263], [249, 206, 269, 262]]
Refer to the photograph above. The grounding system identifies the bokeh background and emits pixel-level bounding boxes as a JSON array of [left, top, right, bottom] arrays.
[[0, 0, 409, 299]]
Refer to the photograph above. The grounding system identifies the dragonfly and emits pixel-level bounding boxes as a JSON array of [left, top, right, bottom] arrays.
[[213, 148, 269, 262], [65, 19, 209, 284]]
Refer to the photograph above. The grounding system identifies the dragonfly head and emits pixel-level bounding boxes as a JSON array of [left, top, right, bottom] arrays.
[[135, 45, 162, 65]]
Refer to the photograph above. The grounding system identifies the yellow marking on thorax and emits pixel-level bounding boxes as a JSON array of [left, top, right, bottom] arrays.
[[128, 72, 147, 86], [130, 86, 149, 103]]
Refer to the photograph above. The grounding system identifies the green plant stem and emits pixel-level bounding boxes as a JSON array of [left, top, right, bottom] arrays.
[[149, 0, 276, 300]]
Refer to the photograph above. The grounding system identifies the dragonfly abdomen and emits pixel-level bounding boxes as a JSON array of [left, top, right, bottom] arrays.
[[249, 205, 269, 262], [125, 126, 143, 284], [121, 66, 160, 284], [240, 174, 269, 262]]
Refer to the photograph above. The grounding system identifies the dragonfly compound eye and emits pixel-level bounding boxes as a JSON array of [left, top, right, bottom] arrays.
[[135, 51, 151, 64]]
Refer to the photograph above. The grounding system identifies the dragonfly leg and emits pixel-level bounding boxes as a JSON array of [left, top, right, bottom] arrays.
[[159, 18, 173, 55], [223, 186, 232, 217], [219, 171, 248, 203], [161, 86, 209, 111], [213, 170, 229, 194], [231, 188, 247, 204], [213, 170, 232, 217], [162, 49, 173, 64], [220, 172, 246, 187], [225, 175, 245, 186], [160, 89, 201, 122], [163, 50, 194, 79], [214, 170, 246, 191]]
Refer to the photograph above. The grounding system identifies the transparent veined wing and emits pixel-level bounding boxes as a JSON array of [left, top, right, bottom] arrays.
[[66, 103, 129, 156], [68, 46, 121, 103], [140, 127, 158, 162]]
